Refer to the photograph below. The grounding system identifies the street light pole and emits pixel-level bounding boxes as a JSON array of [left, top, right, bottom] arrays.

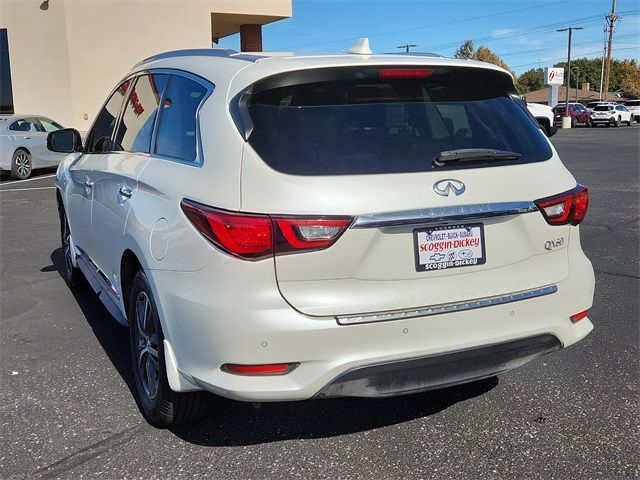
[[557, 26, 584, 128]]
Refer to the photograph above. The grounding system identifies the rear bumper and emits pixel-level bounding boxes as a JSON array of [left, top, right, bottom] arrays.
[[315, 334, 561, 398], [148, 229, 594, 402]]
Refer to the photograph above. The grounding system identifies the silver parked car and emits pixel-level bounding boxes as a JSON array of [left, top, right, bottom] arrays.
[[0, 114, 67, 179]]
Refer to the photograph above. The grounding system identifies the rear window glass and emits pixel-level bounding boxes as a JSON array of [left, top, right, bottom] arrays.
[[594, 105, 614, 111], [244, 66, 552, 175], [624, 101, 639, 107]]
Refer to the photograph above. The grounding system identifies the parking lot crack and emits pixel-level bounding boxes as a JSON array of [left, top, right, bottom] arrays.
[[32, 424, 145, 479], [593, 269, 639, 280]]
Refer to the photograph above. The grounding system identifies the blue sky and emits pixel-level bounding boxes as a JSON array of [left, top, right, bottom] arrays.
[[217, 0, 640, 75]]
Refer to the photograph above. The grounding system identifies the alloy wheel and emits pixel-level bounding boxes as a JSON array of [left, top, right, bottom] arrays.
[[135, 292, 160, 400], [14, 152, 31, 178]]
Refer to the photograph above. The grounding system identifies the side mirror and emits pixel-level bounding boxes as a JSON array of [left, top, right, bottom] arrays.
[[47, 128, 83, 153]]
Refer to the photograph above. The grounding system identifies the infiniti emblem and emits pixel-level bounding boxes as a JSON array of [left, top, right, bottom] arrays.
[[433, 179, 466, 197]]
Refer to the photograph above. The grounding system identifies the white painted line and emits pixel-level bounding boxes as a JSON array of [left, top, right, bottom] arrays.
[[0, 186, 56, 193], [0, 173, 56, 186]]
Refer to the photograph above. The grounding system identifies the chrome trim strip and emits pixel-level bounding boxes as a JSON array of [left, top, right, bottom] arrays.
[[336, 285, 558, 326], [351, 202, 539, 229]]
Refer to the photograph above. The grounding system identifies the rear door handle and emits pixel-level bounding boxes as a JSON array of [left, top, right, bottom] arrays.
[[119, 186, 133, 199]]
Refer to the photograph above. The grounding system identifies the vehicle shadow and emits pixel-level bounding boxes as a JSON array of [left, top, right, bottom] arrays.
[[49, 248, 137, 400], [50, 247, 498, 447], [171, 377, 498, 447]]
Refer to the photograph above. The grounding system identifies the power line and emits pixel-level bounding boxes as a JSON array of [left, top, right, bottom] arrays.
[[426, 11, 638, 51], [275, 0, 569, 50], [496, 33, 638, 58], [511, 46, 639, 69]]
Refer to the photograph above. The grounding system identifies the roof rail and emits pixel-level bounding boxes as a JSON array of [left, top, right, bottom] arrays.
[[133, 48, 240, 68]]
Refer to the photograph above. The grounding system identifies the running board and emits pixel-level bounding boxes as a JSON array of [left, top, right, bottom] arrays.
[[76, 252, 128, 327]]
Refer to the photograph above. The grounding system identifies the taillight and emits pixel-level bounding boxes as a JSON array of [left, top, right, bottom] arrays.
[[181, 200, 273, 259], [275, 218, 352, 253], [181, 200, 352, 260], [535, 185, 589, 226]]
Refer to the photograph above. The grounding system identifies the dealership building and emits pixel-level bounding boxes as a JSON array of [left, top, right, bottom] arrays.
[[0, 0, 292, 129]]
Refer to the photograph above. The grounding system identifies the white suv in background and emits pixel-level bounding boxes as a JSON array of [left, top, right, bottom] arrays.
[[624, 100, 640, 122], [49, 47, 595, 427], [590, 104, 633, 127]]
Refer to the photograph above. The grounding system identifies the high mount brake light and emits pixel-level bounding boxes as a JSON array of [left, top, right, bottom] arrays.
[[181, 200, 352, 260], [535, 185, 589, 226], [378, 69, 433, 78]]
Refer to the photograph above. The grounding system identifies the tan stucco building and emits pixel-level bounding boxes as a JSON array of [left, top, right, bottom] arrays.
[[0, 0, 292, 129]]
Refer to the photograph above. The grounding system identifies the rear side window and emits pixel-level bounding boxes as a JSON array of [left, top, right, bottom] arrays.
[[86, 81, 130, 153], [244, 66, 552, 175], [9, 117, 41, 132], [154, 75, 207, 162], [39, 117, 63, 132], [114, 74, 168, 153]]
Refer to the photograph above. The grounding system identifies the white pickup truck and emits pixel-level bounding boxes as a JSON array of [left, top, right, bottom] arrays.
[[527, 102, 558, 137]]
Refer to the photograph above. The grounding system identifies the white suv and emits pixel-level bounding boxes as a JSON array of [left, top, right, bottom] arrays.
[[590, 104, 633, 127], [49, 48, 595, 426], [624, 100, 640, 123]]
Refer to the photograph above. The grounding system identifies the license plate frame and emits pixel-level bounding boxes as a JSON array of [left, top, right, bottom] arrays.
[[413, 223, 486, 272]]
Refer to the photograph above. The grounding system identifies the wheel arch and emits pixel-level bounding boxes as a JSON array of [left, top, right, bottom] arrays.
[[14, 146, 32, 156]]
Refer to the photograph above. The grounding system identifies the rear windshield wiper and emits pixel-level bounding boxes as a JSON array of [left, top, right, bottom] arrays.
[[433, 148, 522, 167]]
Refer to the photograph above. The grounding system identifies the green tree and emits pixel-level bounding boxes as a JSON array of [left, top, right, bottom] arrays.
[[454, 40, 474, 60], [517, 68, 544, 94], [618, 59, 640, 98], [453, 40, 519, 88]]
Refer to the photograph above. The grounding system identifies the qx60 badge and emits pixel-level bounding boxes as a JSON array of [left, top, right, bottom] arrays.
[[433, 179, 465, 197]]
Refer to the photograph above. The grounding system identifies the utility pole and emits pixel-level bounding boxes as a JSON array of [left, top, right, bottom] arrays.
[[603, 0, 621, 99], [557, 26, 583, 127], [397, 44, 417, 53]]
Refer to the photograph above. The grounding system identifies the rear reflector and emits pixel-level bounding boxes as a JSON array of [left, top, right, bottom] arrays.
[[221, 363, 299, 376], [379, 69, 433, 78], [570, 309, 589, 323], [181, 199, 352, 260], [535, 184, 589, 225]]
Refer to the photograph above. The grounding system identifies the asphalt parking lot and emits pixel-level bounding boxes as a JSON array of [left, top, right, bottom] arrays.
[[1, 126, 638, 479]]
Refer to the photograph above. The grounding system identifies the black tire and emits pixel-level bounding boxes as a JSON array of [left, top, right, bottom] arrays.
[[587, 119, 593, 128], [11, 149, 32, 180], [615, 116, 621, 127], [59, 207, 83, 287], [129, 270, 210, 427], [570, 117, 576, 128]]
